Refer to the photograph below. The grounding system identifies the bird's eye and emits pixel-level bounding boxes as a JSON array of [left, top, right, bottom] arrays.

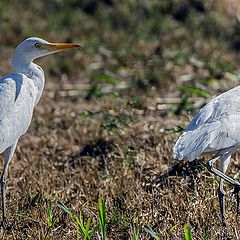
[[34, 43, 41, 49]]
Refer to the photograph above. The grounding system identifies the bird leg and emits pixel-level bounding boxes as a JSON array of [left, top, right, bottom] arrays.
[[0, 173, 7, 229], [207, 153, 238, 227], [207, 154, 240, 187], [0, 143, 17, 229], [218, 155, 231, 228], [218, 178, 227, 228], [231, 185, 240, 214]]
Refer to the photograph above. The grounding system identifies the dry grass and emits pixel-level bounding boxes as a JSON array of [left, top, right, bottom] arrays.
[[2, 92, 240, 239]]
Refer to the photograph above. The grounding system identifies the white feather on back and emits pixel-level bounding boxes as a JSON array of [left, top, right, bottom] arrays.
[[173, 85, 240, 161]]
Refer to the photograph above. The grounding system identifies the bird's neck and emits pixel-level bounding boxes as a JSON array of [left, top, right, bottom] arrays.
[[12, 57, 45, 105]]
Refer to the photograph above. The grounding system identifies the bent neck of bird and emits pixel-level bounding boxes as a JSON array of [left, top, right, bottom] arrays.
[[12, 53, 34, 73], [12, 56, 45, 105]]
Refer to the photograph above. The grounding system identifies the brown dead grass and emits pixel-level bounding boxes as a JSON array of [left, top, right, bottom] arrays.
[[0, 91, 239, 239]]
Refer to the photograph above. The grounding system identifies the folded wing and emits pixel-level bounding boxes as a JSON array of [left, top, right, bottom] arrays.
[[173, 86, 240, 161], [0, 73, 37, 152]]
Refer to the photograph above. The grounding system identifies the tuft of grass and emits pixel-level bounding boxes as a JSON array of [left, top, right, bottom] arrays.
[[58, 202, 97, 240], [43, 199, 55, 240], [128, 96, 143, 109], [130, 218, 139, 240], [58, 198, 107, 240], [101, 113, 132, 133]]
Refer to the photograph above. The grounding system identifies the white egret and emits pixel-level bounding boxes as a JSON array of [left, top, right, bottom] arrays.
[[172, 87, 240, 227], [0, 37, 80, 228]]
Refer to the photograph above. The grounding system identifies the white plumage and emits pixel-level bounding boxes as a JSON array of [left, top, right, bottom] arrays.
[[0, 37, 80, 228], [174, 86, 240, 161], [173, 85, 240, 227], [0, 74, 37, 152]]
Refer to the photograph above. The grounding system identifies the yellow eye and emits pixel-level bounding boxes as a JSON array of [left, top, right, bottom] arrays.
[[34, 43, 41, 49]]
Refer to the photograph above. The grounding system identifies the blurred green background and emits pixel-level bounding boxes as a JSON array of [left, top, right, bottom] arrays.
[[1, 0, 239, 105]]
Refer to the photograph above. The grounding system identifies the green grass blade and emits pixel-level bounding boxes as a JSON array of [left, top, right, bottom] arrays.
[[43, 200, 55, 240], [82, 218, 92, 240], [58, 202, 71, 215], [130, 218, 139, 240], [180, 86, 210, 98], [98, 198, 107, 240], [46, 201, 53, 229], [133, 223, 139, 240], [184, 223, 192, 240], [143, 225, 160, 240], [85, 218, 91, 234]]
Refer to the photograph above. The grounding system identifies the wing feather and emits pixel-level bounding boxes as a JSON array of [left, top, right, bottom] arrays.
[[0, 73, 37, 152], [173, 86, 240, 161]]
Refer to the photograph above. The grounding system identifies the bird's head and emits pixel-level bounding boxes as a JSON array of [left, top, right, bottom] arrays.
[[12, 37, 81, 70]]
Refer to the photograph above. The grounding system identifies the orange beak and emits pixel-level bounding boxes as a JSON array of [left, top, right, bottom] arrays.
[[43, 43, 82, 51]]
